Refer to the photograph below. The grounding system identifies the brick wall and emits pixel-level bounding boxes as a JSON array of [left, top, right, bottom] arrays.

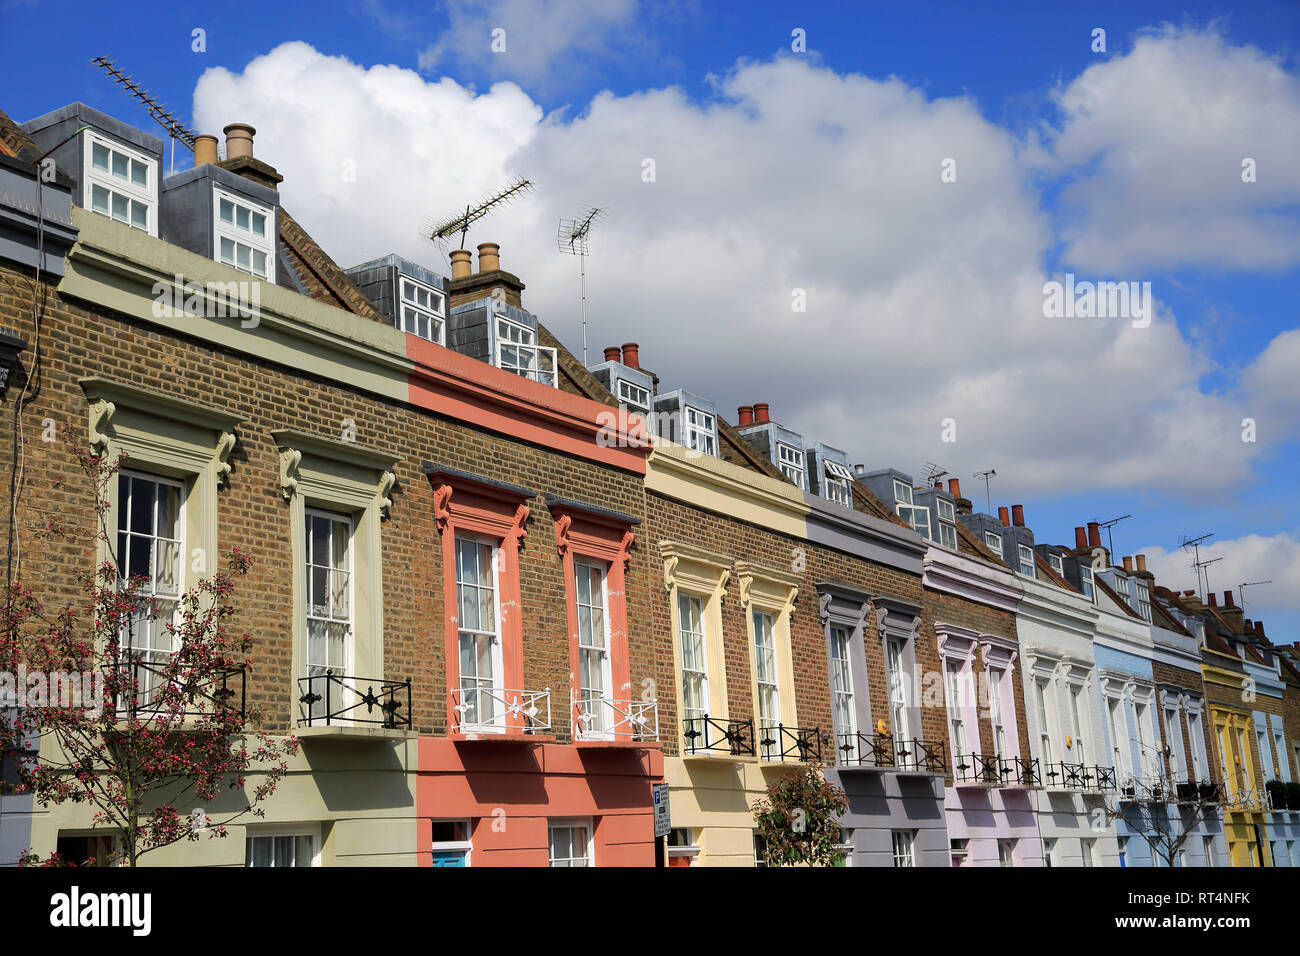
[[0, 260, 651, 740], [1153, 659, 1220, 785]]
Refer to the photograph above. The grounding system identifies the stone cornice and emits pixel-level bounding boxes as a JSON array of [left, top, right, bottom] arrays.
[[646, 439, 809, 537], [923, 545, 1022, 613]]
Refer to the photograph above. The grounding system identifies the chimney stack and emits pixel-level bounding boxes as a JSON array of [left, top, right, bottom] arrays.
[[1256, 620, 1267, 641], [1075, 527, 1088, 550], [1208, 593, 1218, 607], [194, 134, 218, 167], [737, 405, 754, 426], [1136, 554, 1147, 572], [998, 506, 1010, 527], [477, 242, 501, 273], [223, 123, 255, 160], [603, 346, 622, 363], [948, 478, 961, 498], [621, 343, 640, 369], [1122, 556, 1134, 573], [450, 250, 473, 279], [1223, 590, 1235, 608], [1087, 522, 1101, 548], [934, 481, 942, 489], [753, 403, 770, 424], [1011, 504, 1025, 527]]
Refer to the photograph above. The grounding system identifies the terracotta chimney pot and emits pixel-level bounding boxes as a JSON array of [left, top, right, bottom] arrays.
[[450, 249, 473, 279], [753, 403, 770, 424], [1012, 504, 1025, 527], [603, 346, 621, 363], [621, 343, 640, 368], [223, 123, 255, 160], [998, 506, 1010, 527], [193, 134, 218, 166], [476, 242, 501, 273]]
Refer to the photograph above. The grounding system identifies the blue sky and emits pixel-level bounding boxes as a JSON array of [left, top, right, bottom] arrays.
[[3, 0, 1298, 629]]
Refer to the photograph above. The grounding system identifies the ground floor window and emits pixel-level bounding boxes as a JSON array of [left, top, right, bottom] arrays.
[[998, 839, 1016, 867], [1203, 835, 1216, 866], [55, 832, 121, 867], [245, 830, 318, 867], [430, 819, 473, 867], [753, 831, 768, 868], [667, 828, 700, 867], [833, 828, 854, 867], [1042, 838, 1056, 867], [549, 820, 592, 867], [892, 830, 915, 867], [950, 838, 968, 867], [1118, 836, 1128, 867], [1081, 838, 1097, 867]]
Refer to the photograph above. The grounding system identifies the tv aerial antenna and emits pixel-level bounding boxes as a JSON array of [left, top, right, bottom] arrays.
[[1179, 533, 1215, 598], [1236, 580, 1271, 616], [91, 56, 197, 174], [557, 206, 604, 365], [424, 178, 535, 261], [1195, 556, 1224, 601], [973, 469, 996, 514], [922, 461, 948, 488], [1091, 514, 1131, 559]]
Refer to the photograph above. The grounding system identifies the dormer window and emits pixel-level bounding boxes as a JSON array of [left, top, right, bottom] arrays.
[[984, 530, 1002, 553], [936, 498, 958, 549], [1049, 553, 1064, 576], [776, 443, 805, 489], [399, 276, 445, 344], [1079, 566, 1095, 602], [1134, 580, 1151, 621], [1115, 575, 1131, 599], [616, 379, 650, 416], [893, 480, 930, 538], [823, 459, 853, 506], [684, 406, 716, 456], [85, 131, 156, 235], [1018, 544, 1035, 578], [214, 187, 275, 281], [496, 318, 557, 387]]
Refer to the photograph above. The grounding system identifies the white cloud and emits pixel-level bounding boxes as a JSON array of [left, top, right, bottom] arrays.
[[1040, 25, 1300, 274], [1244, 327, 1300, 439], [416, 0, 645, 89], [193, 38, 1286, 505], [1141, 533, 1300, 618]]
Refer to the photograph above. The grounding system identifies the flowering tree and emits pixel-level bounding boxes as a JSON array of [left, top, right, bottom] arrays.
[[1098, 763, 1225, 867], [0, 427, 297, 866], [750, 762, 848, 866]]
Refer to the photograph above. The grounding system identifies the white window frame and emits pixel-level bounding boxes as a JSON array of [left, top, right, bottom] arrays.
[[894, 480, 930, 539], [1068, 681, 1091, 766], [936, 499, 958, 549], [1079, 566, 1095, 602], [454, 533, 505, 732], [1034, 675, 1057, 767], [987, 666, 1008, 761], [984, 530, 1003, 553], [117, 470, 185, 708], [666, 828, 700, 866], [616, 379, 650, 416], [575, 559, 614, 738], [891, 830, 915, 868], [1272, 717, 1291, 783], [753, 608, 782, 757], [684, 406, 717, 457], [824, 474, 850, 506], [998, 839, 1015, 867], [495, 316, 557, 387], [245, 827, 321, 867], [430, 819, 474, 867], [213, 186, 276, 282], [776, 443, 805, 490], [835, 829, 854, 867], [1188, 709, 1207, 780], [1115, 574, 1131, 599], [1018, 544, 1035, 577], [547, 819, 592, 867], [1108, 695, 1130, 780], [753, 831, 768, 868], [84, 130, 156, 235], [303, 508, 354, 723], [1203, 835, 1216, 866], [945, 658, 969, 764], [1134, 580, 1151, 621], [678, 592, 710, 732], [886, 636, 911, 746], [829, 625, 857, 745], [950, 838, 968, 867], [398, 275, 445, 344], [1042, 838, 1057, 867], [1049, 553, 1065, 575], [1081, 838, 1097, 868]]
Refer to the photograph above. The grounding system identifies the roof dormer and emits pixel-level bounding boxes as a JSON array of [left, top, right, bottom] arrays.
[[653, 388, 718, 457]]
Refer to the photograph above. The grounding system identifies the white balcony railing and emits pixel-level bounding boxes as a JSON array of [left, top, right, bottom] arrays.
[[449, 686, 551, 734], [572, 697, 659, 741]]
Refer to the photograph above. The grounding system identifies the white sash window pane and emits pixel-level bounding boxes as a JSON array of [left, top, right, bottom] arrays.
[[456, 536, 500, 728], [945, 660, 967, 757], [576, 561, 610, 734], [92, 142, 110, 171], [111, 151, 128, 179], [678, 595, 708, 726]]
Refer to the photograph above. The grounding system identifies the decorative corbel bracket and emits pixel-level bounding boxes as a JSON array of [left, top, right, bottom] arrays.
[[88, 398, 116, 453], [433, 483, 453, 534], [278, 448, 302, 501], [378, 470, 396, 519], [215, 431, 237, 487], [554, 513, 572, 557], [619, 529, 635, 570]]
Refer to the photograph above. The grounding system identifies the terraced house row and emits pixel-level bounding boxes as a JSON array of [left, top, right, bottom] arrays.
[[0, 102, 1297, 867]]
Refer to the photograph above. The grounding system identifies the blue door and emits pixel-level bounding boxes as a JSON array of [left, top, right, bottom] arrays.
[[430, 850, 466, 867]]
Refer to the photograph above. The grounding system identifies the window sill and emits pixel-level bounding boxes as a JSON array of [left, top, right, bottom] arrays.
[[297, 725, 417, 742], [451, 731, 557, 744]]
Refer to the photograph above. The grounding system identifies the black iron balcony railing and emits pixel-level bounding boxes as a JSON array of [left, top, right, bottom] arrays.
[[1198, 781, 1222, 803], [1041, 761, 1118, 791], [954, 753, 1040, 786], [757, 723, 822, 763], [835, 731, 896, 769], [682, 715, 755, 757], [297, 671, 412, 729], [894, 736, 947, 773], [107, 656, 247, 721]]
